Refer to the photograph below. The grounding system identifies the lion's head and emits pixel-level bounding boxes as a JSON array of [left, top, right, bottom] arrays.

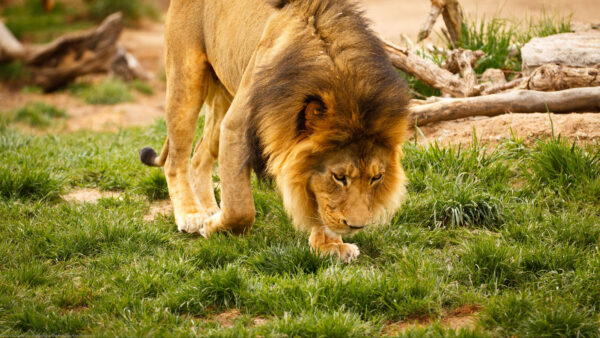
[[247, 0, 409, 235]]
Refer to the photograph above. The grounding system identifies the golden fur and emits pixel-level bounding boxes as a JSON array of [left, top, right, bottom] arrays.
[[140, 0, 409, 262]]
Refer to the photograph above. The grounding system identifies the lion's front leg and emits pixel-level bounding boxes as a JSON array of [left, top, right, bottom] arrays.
[[163, 50, 212, 233], [309, 226, 360, 262], [201, 96, 255, 237]]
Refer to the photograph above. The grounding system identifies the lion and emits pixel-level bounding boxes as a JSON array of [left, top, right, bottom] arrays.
[[139, 0, 410, 262]]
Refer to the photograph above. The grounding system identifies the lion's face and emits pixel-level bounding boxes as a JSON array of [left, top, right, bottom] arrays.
[[307, 146, 397, 235]]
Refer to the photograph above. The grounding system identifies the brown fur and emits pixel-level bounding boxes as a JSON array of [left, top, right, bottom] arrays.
[[140, 0, 409, 262]]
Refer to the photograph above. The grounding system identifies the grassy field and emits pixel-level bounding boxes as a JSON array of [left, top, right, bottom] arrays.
[[1, 115, 599, 336]]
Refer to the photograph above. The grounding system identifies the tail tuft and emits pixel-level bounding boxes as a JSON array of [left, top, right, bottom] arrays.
[[140, 147, 159, 167]]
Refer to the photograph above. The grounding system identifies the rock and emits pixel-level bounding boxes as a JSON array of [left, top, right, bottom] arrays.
[[480, 68, 506, 86], [521, 31, 600, 75]]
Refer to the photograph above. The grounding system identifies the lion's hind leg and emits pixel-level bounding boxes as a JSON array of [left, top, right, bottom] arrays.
[[191, 79, 231, 219], [309, 227, 360, 262]]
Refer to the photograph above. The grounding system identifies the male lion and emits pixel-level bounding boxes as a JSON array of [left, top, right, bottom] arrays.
[[140, 0, 410, 262]]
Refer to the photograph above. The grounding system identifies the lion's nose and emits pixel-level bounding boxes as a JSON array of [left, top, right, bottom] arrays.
[[343, 219, 366, 230]]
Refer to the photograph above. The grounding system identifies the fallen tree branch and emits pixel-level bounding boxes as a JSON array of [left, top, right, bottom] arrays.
[[24, 13, 122, 91], [409, 87, 600, 125], [480, 78, 524, 95], [0, 13, 150, 91], [383, 41, 470, 97], [519, 63, 600, 91]]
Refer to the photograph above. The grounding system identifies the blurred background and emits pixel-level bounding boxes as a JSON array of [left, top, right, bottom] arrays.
[[0, 0, 598, 141]]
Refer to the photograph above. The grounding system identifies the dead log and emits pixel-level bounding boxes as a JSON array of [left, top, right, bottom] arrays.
[[519, 63, 600, 91], [0, 13, 150, 91], [24, 13, 123, 91], [418, 0, 463, 46], [384, 41, 471, 97], [409, 87, 600, 125]]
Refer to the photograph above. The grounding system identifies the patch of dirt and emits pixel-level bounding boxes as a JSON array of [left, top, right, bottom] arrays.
[[383, 305, 480, 335], [61, 305, 89, 313], [415, 113, 600, 147], [200, 309, 267, 329], [144, 199, 173, 221], [211, 309, 241, 329], [62, 188, 121, 203]]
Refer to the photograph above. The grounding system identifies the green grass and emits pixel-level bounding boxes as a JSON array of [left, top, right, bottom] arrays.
[[1, 0, 93, 42], [129, 79, 155, 95], [68, 78, 133, 105], [86, 0, 159, 23], [0, 61, 30, 82], [407, 13, 573, 96], [451, 14, 573, 74], [67, 78, 155, 105], [6, 102, 67, 128], [0, 0, 158, 43], [0, 120, 599, 335]]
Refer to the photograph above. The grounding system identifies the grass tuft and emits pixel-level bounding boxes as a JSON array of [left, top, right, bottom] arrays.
[[521, 303, 599, 337], [265, 311, 376, 337], [135, 170, 168, 201], [129, 80, 155, 95], [0, 165, 63, 201], [478, 292, 535, 336], [246, 244, 335, 275], [11, 102, 67, 128], [167, 265, 247, 315], [69, 78, 133, 105], [456, 237, 521, 289], [528, 137, 599, 192]]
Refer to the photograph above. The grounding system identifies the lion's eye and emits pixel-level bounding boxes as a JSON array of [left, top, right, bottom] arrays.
[[332, 173, 347, 186], [371, 173, 383, 184]]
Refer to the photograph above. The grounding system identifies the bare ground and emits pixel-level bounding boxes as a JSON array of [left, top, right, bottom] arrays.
[[383, 304, 481, 335], [1, 1, 599, 145], [62, 188, 122, 203]]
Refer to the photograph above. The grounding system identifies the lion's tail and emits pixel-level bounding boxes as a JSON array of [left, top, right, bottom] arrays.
[[139, 137, 169, 167]]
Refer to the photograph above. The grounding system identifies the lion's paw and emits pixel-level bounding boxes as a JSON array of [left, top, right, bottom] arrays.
[[337, 243, 360, 262], [201, 211, 222, 238], [175, 212, 207, 234], [206, 207, 220, 217], [317, 242, 360, 263]]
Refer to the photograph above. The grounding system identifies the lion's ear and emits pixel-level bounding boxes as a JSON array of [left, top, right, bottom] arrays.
[[298, 99, 326, 136], [268, 0, 290, 9]]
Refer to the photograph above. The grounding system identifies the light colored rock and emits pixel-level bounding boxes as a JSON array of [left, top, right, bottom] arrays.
[[480, 68, 506, 86], [521, 31, 600, 75]]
